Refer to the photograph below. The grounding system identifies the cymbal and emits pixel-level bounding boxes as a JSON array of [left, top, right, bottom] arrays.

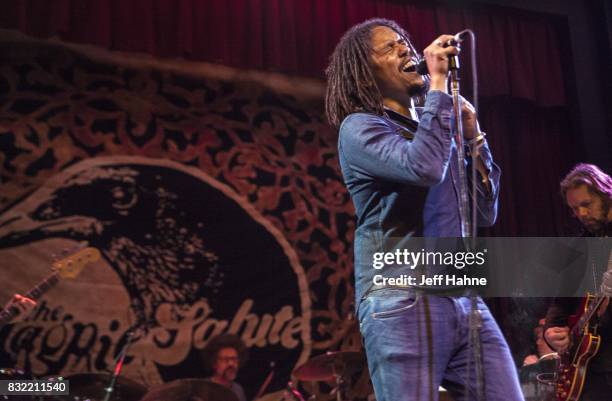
[[140, 378, 239, 401], [293, 351, 366, 381], [1, 368, 33, 401], [56, 372, 147, 401], [0, 368, 31, 379]]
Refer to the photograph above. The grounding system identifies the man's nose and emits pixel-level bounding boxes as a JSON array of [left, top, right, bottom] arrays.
[[577, 207, 589, 218]]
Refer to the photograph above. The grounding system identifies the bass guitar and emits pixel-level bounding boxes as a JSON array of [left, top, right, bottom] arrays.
[[0, 247, 100, 326]]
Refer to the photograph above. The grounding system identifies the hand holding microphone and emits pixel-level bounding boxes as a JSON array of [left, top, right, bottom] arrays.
[[423, 34, 461, 92], [412, 30, 470, 75]]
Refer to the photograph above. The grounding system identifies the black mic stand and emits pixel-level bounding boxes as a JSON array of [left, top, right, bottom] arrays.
[[449, 55, 471, 239], [449, 53, 485, 401], [103, 329, 138, 401]]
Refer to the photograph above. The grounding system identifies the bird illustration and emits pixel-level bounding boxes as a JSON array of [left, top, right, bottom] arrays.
[[0, 156, 311, 392], [0, 156, 305, 329]]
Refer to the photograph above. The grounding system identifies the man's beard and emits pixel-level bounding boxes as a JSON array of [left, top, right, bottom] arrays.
[[584, 198, 611, 234], [407, 76, 429, 98], [584, 218, 605, 233], [406, 76, 429, 105], [222, 367, 237, 381]]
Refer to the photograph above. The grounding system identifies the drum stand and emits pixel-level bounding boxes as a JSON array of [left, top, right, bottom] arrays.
[[103, 329, 137, 401], [330, 360, 349, 401]]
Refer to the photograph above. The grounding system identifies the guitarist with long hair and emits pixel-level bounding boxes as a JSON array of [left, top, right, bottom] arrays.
[[544, 163, 612, 401]]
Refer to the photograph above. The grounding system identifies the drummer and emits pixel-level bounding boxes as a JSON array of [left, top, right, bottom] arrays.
[[200, 334, 248, 401]]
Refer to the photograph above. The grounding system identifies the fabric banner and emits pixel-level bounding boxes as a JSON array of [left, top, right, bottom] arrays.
[[0, 36, 364, 399]]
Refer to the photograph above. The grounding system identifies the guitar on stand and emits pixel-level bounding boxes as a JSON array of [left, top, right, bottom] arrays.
[[555, 249, 612, 401], [0, 247, 100, 326]]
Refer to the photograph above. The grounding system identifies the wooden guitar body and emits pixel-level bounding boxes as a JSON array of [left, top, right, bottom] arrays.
[[555, 294, 604, 401]]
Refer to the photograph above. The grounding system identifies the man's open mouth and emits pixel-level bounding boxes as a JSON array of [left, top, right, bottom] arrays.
[[401, 58, 420, 73], [402, 63, 417, 73]]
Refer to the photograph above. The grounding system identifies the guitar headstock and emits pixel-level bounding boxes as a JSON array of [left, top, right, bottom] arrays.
[[52, 247, 101, 278]]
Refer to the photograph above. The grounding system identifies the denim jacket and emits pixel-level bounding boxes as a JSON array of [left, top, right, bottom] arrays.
[[337, 91, 501, 303]]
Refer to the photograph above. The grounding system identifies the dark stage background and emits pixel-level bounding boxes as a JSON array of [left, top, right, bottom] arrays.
[[0, 1, 610, 400]]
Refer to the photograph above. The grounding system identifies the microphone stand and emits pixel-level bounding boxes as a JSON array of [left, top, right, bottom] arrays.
[[448, 53, 485, 401], [103, 329, 137, 401], [449, 55, 471, 239]]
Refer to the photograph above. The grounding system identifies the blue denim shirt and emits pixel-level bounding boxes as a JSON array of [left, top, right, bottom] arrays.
[[337, 91, 501, 303]]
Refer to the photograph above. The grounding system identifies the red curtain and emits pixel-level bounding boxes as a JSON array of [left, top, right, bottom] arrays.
[[480, 100, 581, 236], [0, 0, 581, 236], [1, 0, 566, 107]]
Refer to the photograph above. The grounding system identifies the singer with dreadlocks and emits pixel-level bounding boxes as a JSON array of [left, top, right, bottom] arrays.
[[326, 18, 523, 401]]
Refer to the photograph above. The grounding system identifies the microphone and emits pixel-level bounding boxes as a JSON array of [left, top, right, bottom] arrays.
[[415, 60, 429, 76], [409, 30, 470, 75], [447, 30, 469, 46]]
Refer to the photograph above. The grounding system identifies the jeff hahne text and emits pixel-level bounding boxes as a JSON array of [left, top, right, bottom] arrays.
[[372, 249, 488, 287]]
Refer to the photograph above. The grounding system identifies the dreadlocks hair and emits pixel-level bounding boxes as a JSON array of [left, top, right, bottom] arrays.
[[560, 163, 612, 204], [325, 18, 416, 128], [200, 334, 248, 374]]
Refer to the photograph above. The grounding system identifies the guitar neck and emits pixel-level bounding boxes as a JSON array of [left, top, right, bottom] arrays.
[[576, 249, 612, 333], [577, 296, 608, 332], [0, 271, 60, 326]]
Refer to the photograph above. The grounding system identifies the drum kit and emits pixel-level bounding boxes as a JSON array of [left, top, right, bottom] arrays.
[[0, 369, 238, 401], [0, 350, 458, 401], [291, 351, 367, 401], [519, 353, 558, 401], [0, 368, 32, 401], [0, 351, 368, 401]]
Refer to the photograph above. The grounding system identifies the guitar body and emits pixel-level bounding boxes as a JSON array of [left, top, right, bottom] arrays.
[[556, 332, 601, 401], [555, 294, 603, 401]]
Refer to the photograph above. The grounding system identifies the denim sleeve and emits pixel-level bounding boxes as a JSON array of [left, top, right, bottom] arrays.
[[467, 139, 501, 227], [338, 91, 453, 187]]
